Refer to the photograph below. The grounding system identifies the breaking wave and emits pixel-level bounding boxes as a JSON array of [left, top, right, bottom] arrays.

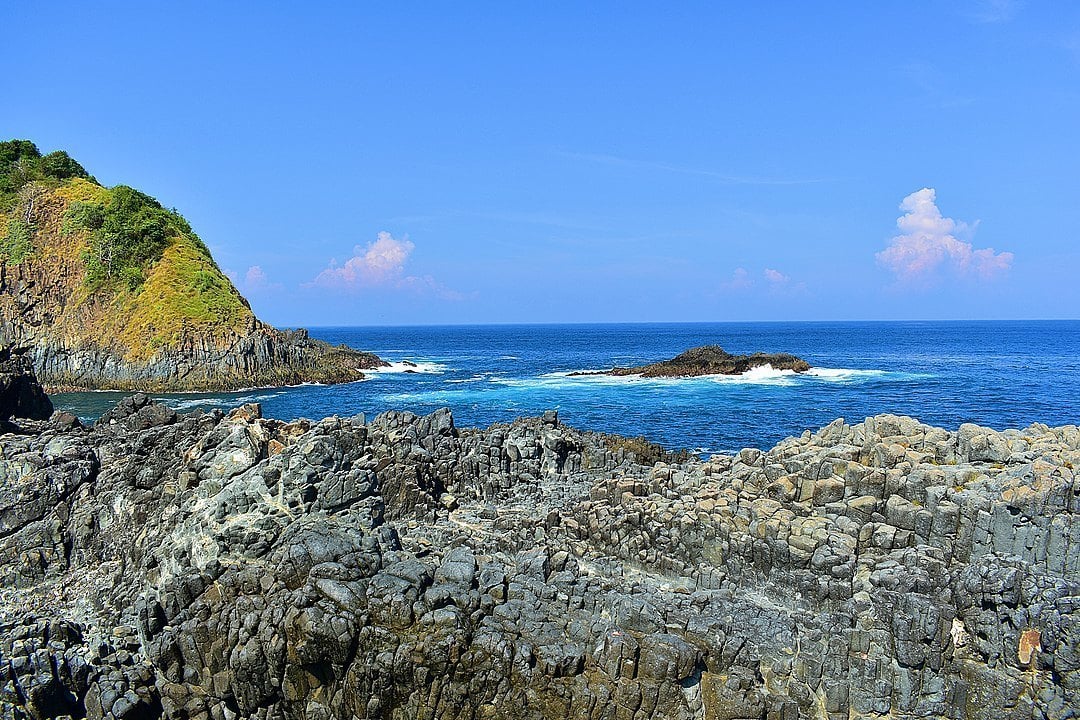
[[365, 360, 448, 375]]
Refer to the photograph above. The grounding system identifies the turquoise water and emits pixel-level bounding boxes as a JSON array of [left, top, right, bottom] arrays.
[[52, 321, 1080, 453]]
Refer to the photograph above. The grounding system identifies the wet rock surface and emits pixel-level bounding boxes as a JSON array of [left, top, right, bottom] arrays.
[[571, 345, 811, 378], [1, 402, 1077, 719]]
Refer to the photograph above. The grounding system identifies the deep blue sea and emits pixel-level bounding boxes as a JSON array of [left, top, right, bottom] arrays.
[[52, 321, 1080, 454]]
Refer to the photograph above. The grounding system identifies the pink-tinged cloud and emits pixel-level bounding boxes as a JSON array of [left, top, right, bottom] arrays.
[[311, 231, 464, 299], [763, 268, 789, 284], [225, 265, 281, 294], [718, 266, 804, 294], [313, 231, 416, 288], [720, 267, 754, 291], [398, 274, 467, 301], [876, 188, 1013, 282], [243, 265, 272, 290]]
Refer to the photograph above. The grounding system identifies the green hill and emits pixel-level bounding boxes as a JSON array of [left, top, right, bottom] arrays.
[[0, 140, 383, 391]]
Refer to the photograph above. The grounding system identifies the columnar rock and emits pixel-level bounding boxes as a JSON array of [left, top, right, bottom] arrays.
[[1, 402, 1076, 719], [0, 344, 52, 422]]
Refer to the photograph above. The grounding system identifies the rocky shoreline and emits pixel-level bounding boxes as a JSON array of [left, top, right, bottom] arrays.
[[26, 326, 386, 393], [1, 377, 1076, 718], [570, 345, 812, 378]]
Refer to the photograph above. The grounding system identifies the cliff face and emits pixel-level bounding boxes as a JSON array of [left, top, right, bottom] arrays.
[[1, 401, 1076, 719], [0, 141, 382, 391]]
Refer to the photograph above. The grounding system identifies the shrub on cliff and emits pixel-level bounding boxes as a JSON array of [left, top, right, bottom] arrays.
[[68, 185, 203, 291], [0, 140, 90, 211], [0, 218, 33, 264]]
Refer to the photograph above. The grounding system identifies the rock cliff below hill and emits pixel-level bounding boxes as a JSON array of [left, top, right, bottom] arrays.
[[0, 140, 382, 391], [572, 345, 811, 378], [1, 399, 1076, 719]]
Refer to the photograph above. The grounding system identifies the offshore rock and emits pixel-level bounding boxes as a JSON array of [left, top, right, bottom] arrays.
[[0, 404, 1077, 719], [572, 344, 811, 378], [0, 344, 52, 422]]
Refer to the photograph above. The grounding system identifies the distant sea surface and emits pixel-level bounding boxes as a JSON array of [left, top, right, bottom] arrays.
[[53, 321, 1080, 454]]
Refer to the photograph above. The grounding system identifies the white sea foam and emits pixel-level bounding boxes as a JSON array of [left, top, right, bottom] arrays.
[[532, 364, 800, 386], [494, 372, 637, 389], [447, 375, 489, 384], [708, 364, 799, 383], [168, 391, 285, 411], [169, 398, 228, 411], [525, 364, 905, 388], [805, 367, 886, 381], [365, 360, 447, 375]]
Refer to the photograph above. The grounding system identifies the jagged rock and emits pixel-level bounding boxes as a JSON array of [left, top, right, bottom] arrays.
[[1, 405, 1077, 719]]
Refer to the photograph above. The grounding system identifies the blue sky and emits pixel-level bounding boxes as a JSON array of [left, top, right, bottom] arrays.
[[3, 1, 1079, 324]]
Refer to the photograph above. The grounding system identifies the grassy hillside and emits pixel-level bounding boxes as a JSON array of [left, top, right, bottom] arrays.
[[0, 140, 254, 359]]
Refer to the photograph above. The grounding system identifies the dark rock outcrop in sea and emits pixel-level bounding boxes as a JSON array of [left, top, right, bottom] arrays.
[[1, 399, 1077, 719], [571, 345, 811, 378], [0, 344, 52, 423]]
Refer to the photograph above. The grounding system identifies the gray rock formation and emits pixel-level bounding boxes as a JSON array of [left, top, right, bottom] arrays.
[[0, 344, 52, 423], [1, 402, 1076, 719], [571, 345, 811, 378], [13, 322, 386, 393]]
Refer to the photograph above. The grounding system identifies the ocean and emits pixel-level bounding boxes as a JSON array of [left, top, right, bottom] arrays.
[[52, 321, 1080, 454]]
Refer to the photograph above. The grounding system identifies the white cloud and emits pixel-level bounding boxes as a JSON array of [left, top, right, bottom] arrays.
[[225, 265, 280, 295], [763, 268, 789, 284], [718, 266, 804, 295], [310, 231, 463, 299], [720, 267, 754, 291], [876, 188, 1013, 282], [244, 266, 272, 290], [398, 274, 467, 301], [313, 231, 416, 288]]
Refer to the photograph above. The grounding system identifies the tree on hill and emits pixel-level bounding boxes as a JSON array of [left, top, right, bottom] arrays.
[[0, 140, 91, 209], [0, 139, 216, 293]]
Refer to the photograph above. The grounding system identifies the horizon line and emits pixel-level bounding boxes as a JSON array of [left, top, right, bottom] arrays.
[[283, 317, 1080, 330]]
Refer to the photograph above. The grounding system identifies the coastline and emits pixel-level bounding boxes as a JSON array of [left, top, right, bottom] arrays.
[[2, 400, 1076, 717]]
